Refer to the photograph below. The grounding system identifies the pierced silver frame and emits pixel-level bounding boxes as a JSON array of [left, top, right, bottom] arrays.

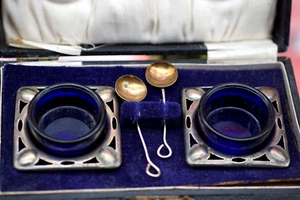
[[13, 86, 121, 170], [182, 86, 290, 168]]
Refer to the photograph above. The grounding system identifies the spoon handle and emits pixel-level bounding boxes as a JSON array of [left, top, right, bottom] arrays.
[[136, 121, 161, 178], [162, 88, 166, 103], [157, 119, 172, 158], [157, 88, 173, 159]]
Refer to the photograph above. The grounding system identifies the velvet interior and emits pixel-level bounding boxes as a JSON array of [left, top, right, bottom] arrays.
[[121, 101, 182, 128], [1, 64, 300, 192]]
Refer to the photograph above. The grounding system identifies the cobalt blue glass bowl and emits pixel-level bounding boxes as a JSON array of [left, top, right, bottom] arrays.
[[198, 83, 275, 156], [27, 83, 106, 157]]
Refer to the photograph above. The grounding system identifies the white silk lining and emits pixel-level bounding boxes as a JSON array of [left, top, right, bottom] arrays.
[[205, 40, 278, 64], [2, 0, 278, 55]]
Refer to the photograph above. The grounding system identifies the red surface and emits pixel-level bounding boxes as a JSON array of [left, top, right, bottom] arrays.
[[280, 1, 300, 95]]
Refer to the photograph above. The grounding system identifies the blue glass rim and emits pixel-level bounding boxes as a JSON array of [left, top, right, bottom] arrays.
[[27, 83, 106, 144], [198, 83, 275, 142]]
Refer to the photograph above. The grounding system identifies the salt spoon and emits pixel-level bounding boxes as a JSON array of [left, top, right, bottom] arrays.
[[115, 75, 161, 178], [145, 62, 178, 159]]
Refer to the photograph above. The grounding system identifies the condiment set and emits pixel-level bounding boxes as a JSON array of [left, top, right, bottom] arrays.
[[14, 61, 288, 175]]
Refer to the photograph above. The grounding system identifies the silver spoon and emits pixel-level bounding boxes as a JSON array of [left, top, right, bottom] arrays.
[[145, 62, 178, 159], [115, 75, 161, 178]]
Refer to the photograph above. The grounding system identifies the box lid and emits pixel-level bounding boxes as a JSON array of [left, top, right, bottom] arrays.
[[0, 0, 291, 58]]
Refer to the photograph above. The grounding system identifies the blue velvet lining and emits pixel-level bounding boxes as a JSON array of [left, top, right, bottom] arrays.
[[1, 64, 300, 192], [121, 101, 182, 128]]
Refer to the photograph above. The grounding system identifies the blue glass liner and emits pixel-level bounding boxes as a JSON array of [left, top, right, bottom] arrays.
[[27, 83, 107, 157], [198, 83, 275, 156]]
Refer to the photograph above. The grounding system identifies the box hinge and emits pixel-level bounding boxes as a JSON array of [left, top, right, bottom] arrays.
[[16, 56, 59, 62]]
